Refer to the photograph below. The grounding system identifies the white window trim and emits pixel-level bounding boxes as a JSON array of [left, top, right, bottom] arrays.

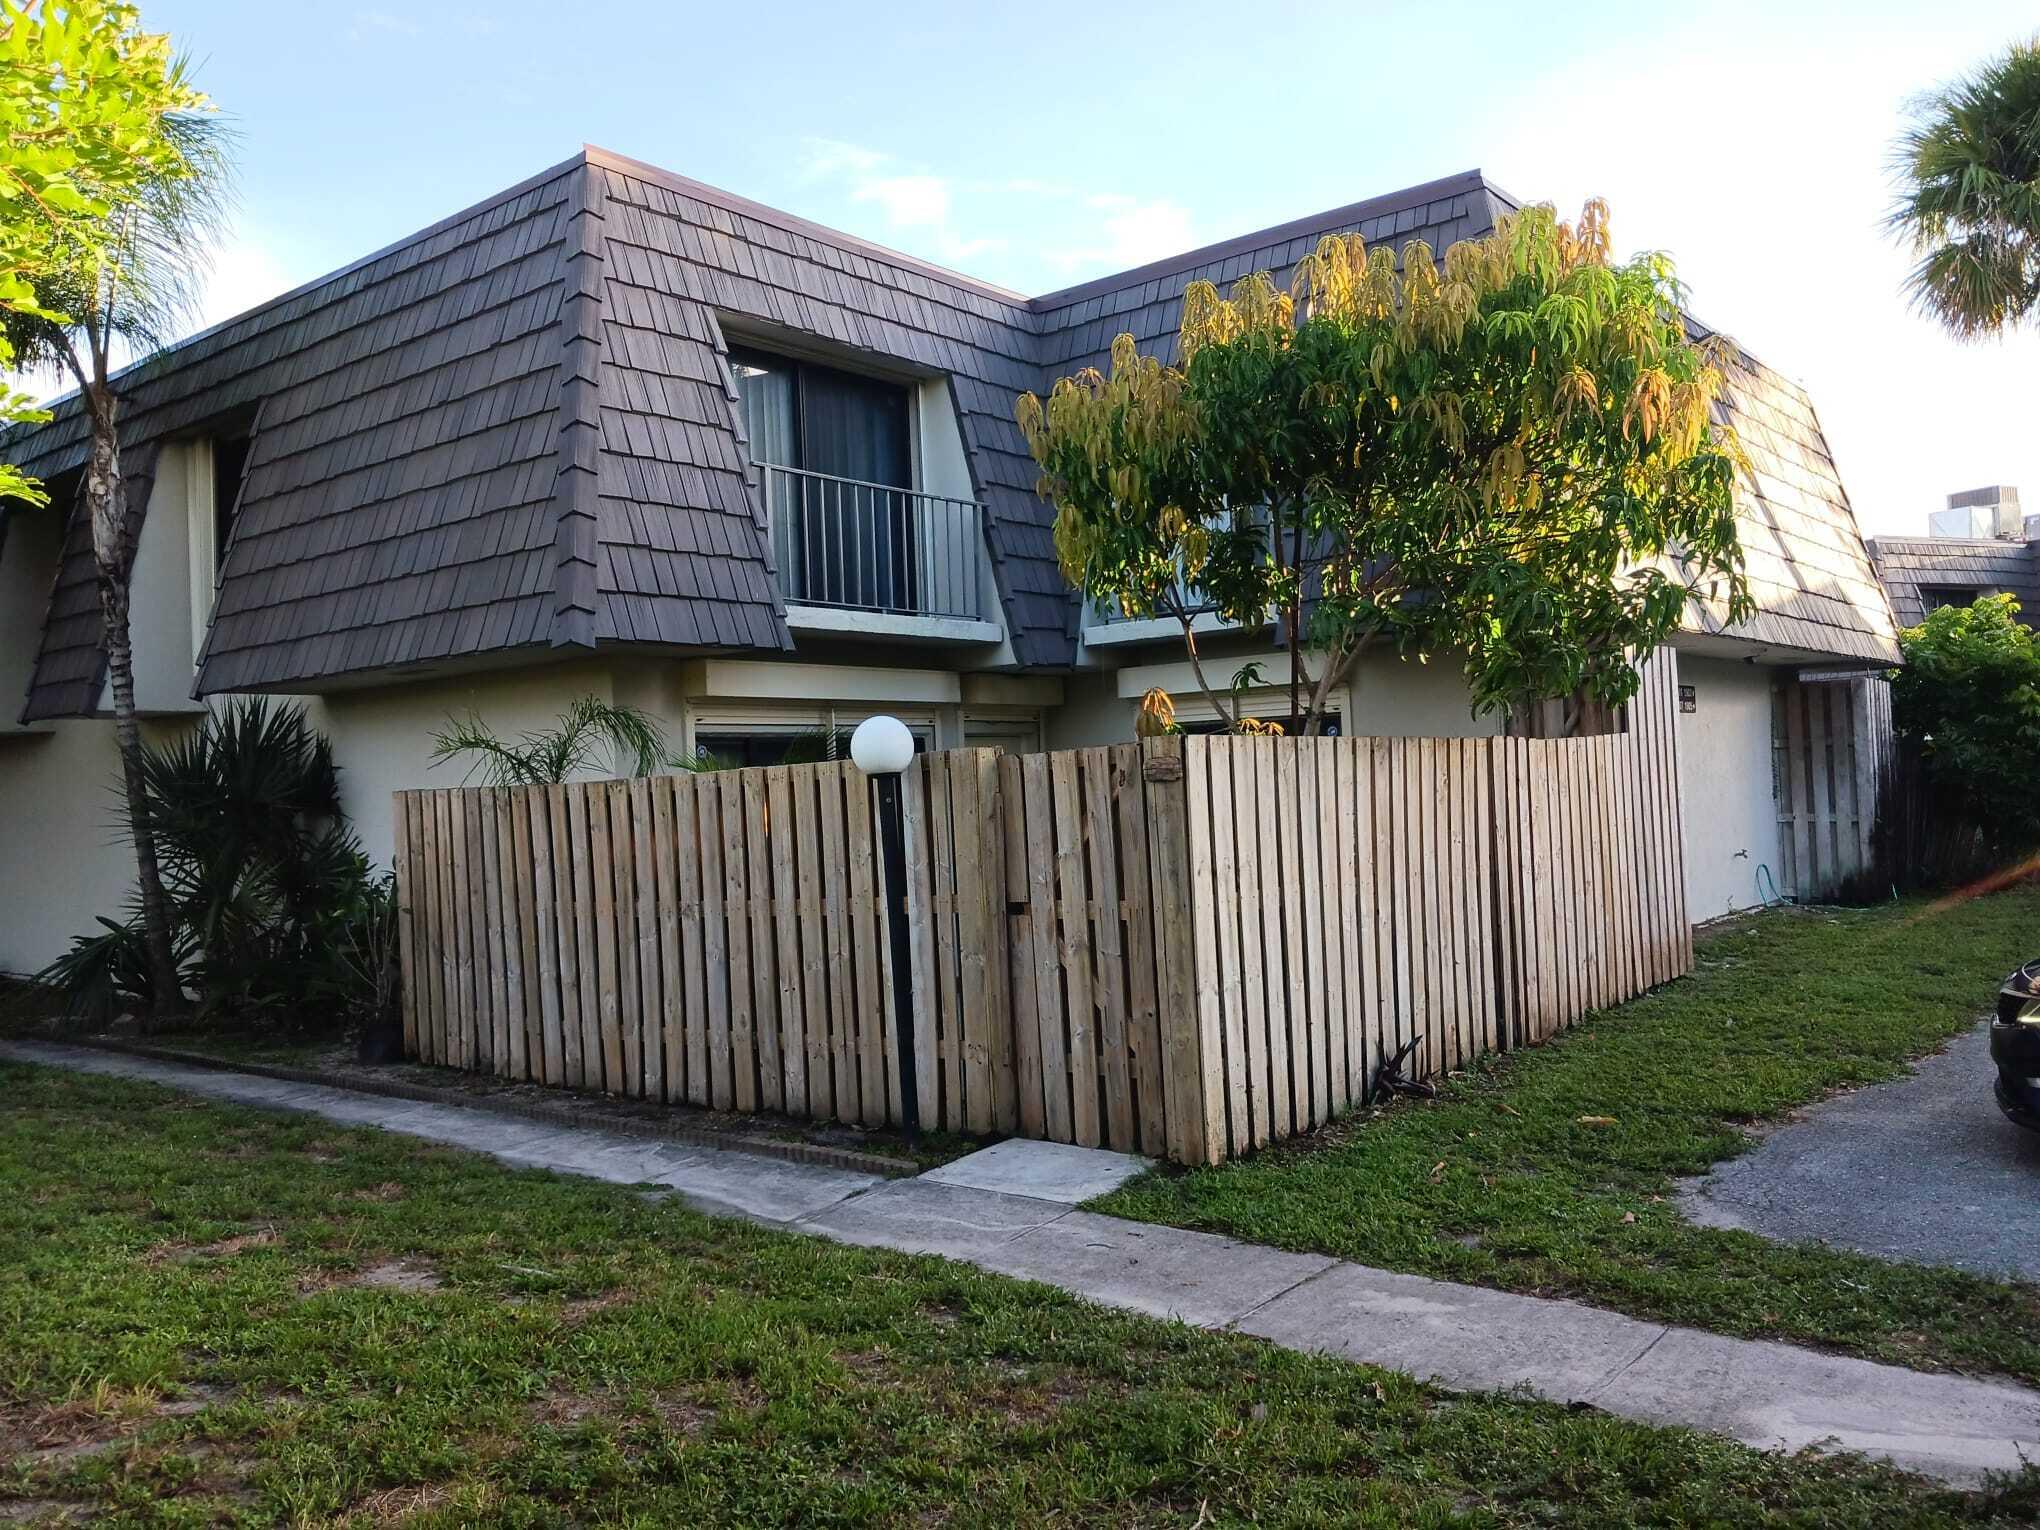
[[682, 701, 945, 761], [183, 440, 218, 666]]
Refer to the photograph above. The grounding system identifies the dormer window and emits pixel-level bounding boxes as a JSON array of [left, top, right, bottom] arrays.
[[730, 347, 931, 615], [729, 347, 910, 488], [211, 432, 251, 572]]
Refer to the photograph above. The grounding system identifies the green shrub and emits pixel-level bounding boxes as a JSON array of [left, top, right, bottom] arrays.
[[1889, 594, 2040, 882], [39, 700, 390, 1032]]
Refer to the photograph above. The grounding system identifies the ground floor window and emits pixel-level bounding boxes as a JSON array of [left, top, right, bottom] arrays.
[[961, 715, 1043, 756], [689, 705, 936, 769]]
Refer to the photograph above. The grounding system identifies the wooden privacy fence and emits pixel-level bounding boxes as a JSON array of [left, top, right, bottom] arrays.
[[391, 752, 1012, 1136], [393, 656, 1692, 1164], [1167, 651, 1690, 1161]]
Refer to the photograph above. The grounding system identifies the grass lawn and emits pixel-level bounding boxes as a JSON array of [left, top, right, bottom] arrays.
[[5, 1066, 2038, 1526], [1099, 889, 2040, 1388]]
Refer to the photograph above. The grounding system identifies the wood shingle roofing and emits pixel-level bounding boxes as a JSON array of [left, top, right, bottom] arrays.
[[1868, 535, 2040, 630], [7, 147, 1898, 717], [1679, 332, 1900, 666]]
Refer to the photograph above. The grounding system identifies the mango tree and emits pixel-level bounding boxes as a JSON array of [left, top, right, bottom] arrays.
[[1018, 201, 1752, 733]]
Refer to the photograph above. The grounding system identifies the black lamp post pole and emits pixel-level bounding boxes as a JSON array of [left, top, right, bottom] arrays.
[[872, 770, 919, 1139]]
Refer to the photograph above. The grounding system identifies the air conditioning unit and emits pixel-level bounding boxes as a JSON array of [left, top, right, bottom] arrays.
[[1930, 486, 2024, 540]]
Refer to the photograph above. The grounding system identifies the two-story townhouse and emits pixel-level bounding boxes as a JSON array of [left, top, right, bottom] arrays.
[[0, 146, 1899, 972]]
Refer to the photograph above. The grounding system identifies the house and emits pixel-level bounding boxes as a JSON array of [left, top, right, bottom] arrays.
[[1870, 487, 2039, 630], [0, 145, 1899, 973]]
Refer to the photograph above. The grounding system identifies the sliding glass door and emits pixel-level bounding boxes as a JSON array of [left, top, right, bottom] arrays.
[[731, 347, 917, 612]]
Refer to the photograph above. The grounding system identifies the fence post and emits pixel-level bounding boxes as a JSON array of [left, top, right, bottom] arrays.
[[1143, 737, 1217, 1165]]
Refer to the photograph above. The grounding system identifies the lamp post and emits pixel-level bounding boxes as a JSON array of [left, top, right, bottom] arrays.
[[850, 714, 919, 1139]]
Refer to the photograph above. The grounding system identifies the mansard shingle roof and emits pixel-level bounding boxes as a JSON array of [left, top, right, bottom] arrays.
[[1869, 535, 2040, 630], [6, 146, 1898, 717]]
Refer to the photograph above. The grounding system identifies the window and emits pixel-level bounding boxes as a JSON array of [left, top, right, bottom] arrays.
[[729, 348, 911, 484], [1924, 586, 1981, 613], [188, 433, 252, 662], [1179, 713, 1342, 738], [730, 347, 918, 611], [693, 725, 930, 770], [211, 433, 251, 571]]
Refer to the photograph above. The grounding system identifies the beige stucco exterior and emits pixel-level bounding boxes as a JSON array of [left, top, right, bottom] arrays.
[[0, 649, 1058, 974], [1674, 654, 1784, 922], [0, 426, 1830, 979]]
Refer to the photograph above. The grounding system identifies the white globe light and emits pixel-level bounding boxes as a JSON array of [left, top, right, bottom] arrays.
[[850, 714, 915, 776]]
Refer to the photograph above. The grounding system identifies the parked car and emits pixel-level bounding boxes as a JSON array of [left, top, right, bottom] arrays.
[[1992, 959, 2040, 1132]]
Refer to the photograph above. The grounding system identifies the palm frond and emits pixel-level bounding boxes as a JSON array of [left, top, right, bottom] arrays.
[[429, 698, 673, 785], [1888, 37, 2040, 336]]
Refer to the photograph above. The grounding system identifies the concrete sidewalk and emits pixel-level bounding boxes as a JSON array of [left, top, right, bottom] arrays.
[[6, 1039, 2036, 1485]]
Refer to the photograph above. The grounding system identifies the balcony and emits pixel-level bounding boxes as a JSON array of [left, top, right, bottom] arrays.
[[759, 463, 998, 643], [1079, 509, 1273, 648], [1084, 582, 1270, 649]]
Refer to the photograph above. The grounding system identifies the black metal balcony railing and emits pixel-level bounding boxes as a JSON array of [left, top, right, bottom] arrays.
[[760, 463, 984, 622]]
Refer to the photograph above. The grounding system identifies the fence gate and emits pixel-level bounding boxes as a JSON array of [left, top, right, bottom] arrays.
[[1773, 674, 1894, 900]]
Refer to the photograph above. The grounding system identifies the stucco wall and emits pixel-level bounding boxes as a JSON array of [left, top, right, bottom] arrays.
[[0, 715, 201, 974], [0, 664, 627, 976], [1675, 654, 1782, 922], [125, 444, 208, 715], [0, 657, 1000, 974], [1347, 653, 1503, 738]]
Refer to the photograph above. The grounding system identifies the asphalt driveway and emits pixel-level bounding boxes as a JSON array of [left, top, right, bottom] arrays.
[[1680, 1021, 2040, 1282]]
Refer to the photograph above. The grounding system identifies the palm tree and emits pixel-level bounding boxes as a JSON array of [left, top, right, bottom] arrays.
[[1889, 38, 2040, 338], [5, 101, 235, 1020]]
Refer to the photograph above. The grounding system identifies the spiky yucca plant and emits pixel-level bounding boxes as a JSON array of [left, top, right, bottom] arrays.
[[40, 700, 376, 1028]]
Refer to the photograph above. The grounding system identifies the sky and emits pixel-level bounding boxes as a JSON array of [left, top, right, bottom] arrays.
[[140, 0, 2037, 540]]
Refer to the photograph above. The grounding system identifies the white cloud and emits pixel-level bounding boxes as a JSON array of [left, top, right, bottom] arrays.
[[854, 174, 950, 231], [797, 139, 1005, 265], [193, 227, 300, 334], [1045, 195, 1198, 275], [800, 138, 887, 182], [799, 139, 1200, 278]]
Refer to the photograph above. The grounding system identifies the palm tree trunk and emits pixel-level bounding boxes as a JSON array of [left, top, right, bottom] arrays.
[[86, 383, 187, 1021]]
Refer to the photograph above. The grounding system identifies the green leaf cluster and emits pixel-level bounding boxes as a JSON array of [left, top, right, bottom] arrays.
[[430, 697, 676, 787], [39, 700, 387, 1029], [0, 0, 214, 502], [1891, 593, 2040, 859], [1018, 201, 1753, 730]]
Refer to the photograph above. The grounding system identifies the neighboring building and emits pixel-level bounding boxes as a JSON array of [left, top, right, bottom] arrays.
[[1929, 484, 2022, 540], [1870, 486, 2039, 630], [0, 146, 1899, 970]]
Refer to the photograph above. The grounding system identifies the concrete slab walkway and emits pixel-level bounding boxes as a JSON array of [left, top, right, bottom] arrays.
[[7, 1039, 2036, 1485]]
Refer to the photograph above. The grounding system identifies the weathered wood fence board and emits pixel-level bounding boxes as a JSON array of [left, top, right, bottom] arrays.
[[1160, 650, 1689, 1161], [995, 742, 1180, 1158], [397, 750, 1009, 1133], [1774, 674, 1893, 902], [395, 654, 1694, 1165]]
